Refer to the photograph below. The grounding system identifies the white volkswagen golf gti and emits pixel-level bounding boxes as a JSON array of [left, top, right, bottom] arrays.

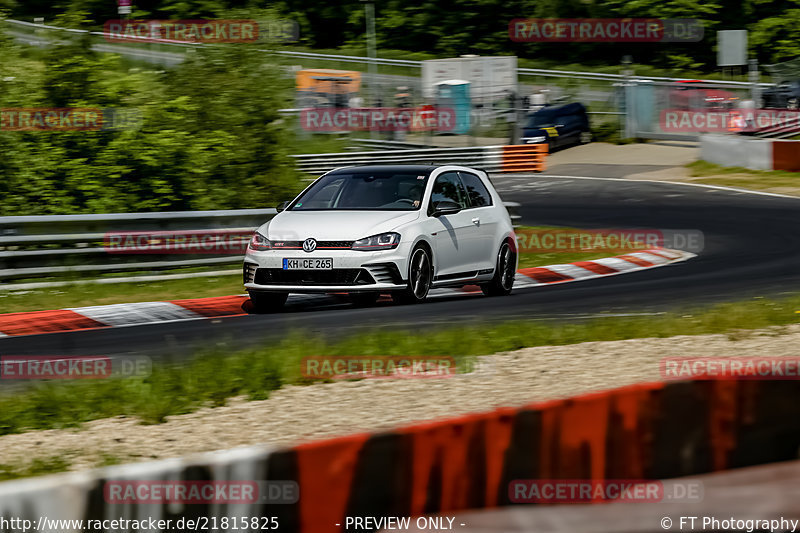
[[243, 164, 517, 311]]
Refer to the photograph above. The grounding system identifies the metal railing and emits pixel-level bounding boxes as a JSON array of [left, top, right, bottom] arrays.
[[347, 138, 432, 151], [291, 145, 534, 174], [0, 209, 276, 286], [271, 48, 774, 87]]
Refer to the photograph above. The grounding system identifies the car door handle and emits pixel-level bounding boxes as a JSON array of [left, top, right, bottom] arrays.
[[471, 217, 480, 225]]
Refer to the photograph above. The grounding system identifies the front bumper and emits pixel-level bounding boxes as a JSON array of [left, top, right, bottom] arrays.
[[243, 244, 410, 293]]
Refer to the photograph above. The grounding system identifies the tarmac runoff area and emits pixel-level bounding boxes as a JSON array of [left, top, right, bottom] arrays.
[[0, 324, 798, 472], [544, 141, 800, 196]]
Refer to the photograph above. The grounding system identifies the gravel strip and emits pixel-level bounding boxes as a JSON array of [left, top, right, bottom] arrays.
[[2, 325, 798, 472]]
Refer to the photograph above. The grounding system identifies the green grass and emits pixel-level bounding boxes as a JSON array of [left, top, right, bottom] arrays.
[[0, 272, 244, 313], [0, 456, 72, 481], [1, 293, 798, 440], [686, 160, 800, 194]]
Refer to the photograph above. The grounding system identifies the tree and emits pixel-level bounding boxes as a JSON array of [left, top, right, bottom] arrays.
[[1, 14, 303, 215]]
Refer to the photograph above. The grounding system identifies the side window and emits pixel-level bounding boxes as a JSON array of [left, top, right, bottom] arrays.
[[459, 172, 493, 208], [429, 172, 467, 215]]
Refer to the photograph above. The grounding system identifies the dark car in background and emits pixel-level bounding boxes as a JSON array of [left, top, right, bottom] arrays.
[[520, 102, 591, 153], [762, 80, 800, 110]]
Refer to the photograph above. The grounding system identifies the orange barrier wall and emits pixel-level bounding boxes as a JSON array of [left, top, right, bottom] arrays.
[[502, 144, 547, 172], [771, 140, 800, 172], [43, 379, 797, 532], [285, 379, 800, 532]]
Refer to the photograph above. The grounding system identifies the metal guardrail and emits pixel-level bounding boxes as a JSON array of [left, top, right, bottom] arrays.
[[347, 138, 432, 151], [0, 209, 276, 284], [291, 145, 540, 174], [274, 48, 773, 87]]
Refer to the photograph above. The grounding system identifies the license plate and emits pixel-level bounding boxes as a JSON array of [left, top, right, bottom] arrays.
[[283, 258, 333, 270]]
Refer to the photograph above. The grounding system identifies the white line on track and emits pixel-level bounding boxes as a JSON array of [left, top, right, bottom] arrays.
[[500, 173, 800, 200]]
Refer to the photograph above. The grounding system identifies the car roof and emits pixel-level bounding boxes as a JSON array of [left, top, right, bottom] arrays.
[[527, 102, 587, 117], [327, 164, 443, 174]]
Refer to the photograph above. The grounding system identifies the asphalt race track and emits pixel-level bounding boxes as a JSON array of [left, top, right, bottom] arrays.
[[3, 174, 799, 359]]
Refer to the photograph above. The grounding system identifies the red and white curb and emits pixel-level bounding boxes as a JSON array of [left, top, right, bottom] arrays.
[[431, 247, 693, 296], [0, 248, 693, 337], [516, 247, 691, 286]]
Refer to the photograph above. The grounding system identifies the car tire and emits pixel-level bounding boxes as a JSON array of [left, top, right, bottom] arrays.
[[579, 131, 592, 144], [482, 241, 516, 297], [248, 291, 288, 313], [392, 245, 432, 304], [350, 292, 379, 307]]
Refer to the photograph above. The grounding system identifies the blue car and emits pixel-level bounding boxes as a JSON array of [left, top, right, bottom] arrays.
[[521, 103, 592, 152]]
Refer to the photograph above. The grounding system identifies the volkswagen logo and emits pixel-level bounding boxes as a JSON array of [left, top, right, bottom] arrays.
[[302, 238, 317, 253]]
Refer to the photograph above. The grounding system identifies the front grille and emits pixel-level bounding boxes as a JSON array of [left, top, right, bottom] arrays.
[[243, 262, 258, 284], [254, 268, 375, 286], [318, 240, 355, 248], [271, 240, 354, 250]]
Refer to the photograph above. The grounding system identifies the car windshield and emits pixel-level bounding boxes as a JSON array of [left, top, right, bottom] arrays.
[[526, 115, 556, 128], [290, 171, 429, 211]]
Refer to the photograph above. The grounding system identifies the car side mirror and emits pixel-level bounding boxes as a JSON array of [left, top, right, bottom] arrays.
[[276, 201, 290, 213], [432, 200, 462, 217]]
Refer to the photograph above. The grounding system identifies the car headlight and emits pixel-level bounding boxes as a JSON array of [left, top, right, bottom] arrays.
[[351, 232, 400, 251], [248, 232, 271, 251], [524, 136, 546, 144]]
